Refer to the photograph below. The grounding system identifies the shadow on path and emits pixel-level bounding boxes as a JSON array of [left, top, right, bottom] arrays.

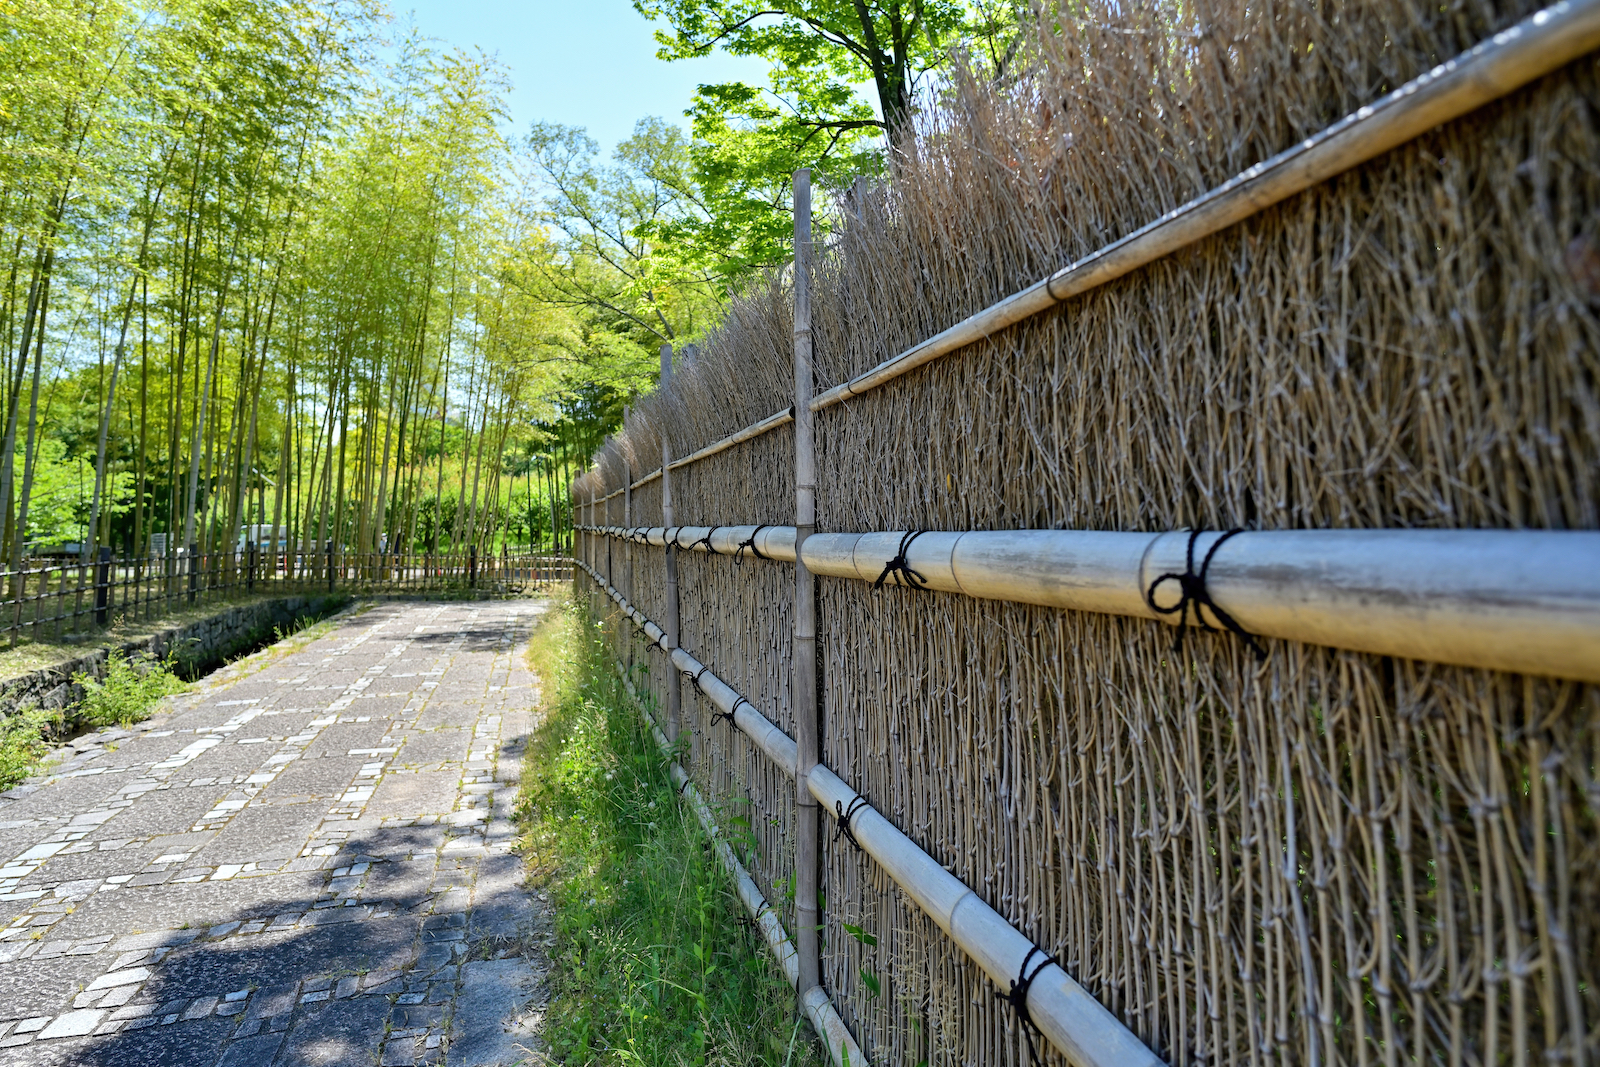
[[0, 600, 551, 1067]]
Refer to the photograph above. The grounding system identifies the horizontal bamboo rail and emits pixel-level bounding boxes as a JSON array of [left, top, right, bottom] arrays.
[[594, 525, 799, 561], [609, 606, 862, 1067], [612, 407, 798, 500], [578, 524, 1600, 683], [610, 591, 798, 773], [581, 0, 1600, 495], [578, 557, 1160, 1067]]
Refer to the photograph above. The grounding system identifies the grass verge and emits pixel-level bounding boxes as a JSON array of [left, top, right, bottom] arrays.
[[519, 596, 823, 1067]]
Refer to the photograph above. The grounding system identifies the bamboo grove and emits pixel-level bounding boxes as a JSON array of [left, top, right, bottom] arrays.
[[0, 0, 613, 583]]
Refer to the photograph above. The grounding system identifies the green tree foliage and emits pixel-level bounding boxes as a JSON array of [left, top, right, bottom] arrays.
[[641, 0, 968, 143], [524, 118, 720, 351], [627, 1, 1030, 271], [9, 439, 132, 546]]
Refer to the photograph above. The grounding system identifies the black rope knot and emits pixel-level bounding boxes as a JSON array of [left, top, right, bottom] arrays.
[[1144, 528, 1267, 661], [995, 945, 1059, 1067], [734, 525, 770, 566], [689, 526, 721, 554], [682, 665, 709, 696], [833, 795, 870, 852], [874, 530, 930, 591], [711, 697, 749, 731]]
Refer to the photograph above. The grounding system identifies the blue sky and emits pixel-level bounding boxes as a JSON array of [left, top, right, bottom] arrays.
[[394, 0, 774, 157]]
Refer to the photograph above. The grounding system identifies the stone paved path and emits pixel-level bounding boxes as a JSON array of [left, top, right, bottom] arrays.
[[0, 599, 550, 1067]]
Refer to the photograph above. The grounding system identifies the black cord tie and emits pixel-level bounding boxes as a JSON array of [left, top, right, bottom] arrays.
[[994, 946, 1059, 1067], [874, 530, 930, 591], [669, 527, 691, 550], [682, 665, 709, 696], [734, 525, 771, 566], [833, 795, 870, 852], [711, 697, 748, 730], [1144, 528, 1267, 661], [690, 526, 721, 555]]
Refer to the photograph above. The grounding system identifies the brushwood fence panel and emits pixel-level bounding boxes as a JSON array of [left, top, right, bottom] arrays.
[[572, 4, 1600, 1065]]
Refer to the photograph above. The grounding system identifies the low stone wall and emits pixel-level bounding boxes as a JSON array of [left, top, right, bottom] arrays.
[[0, 594, 349, 723]]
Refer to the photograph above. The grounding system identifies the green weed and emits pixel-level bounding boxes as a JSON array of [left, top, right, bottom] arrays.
[[0, 705, 63, 791], [73, 650, 186, 728], [0, 648, 184, 791], [519, 598, 822, 1067], [273, 613, 323, 643]]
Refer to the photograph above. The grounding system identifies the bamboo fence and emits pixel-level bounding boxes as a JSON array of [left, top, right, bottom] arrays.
[[0, 548, 571, 648], [571, 3, 1600, 1065]]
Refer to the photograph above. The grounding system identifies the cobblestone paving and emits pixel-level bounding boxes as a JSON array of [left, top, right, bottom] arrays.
[[0, 600, 550, 1066]]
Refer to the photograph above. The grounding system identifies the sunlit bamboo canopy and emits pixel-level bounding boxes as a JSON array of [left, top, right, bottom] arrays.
[[0, 0, 658, 575]]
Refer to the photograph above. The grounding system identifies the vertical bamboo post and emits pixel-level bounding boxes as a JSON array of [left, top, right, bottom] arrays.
[[791, 169, 821, 996], [623, 405, 634, 683], [660, 342, 681, 743], [94, 547, 111, 626], [12, 558, 25, 646], [595, 483, 601, 617]]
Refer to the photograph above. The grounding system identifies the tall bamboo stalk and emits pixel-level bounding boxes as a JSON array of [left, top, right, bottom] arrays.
[[134, 275, 149, 566], [11, 269, 51, 573], [182, 254, 232, 555]]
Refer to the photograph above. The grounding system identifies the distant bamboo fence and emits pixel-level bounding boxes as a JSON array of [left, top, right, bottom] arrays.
[[571, 3, 1600, 1065], [0, 547, 571, 647]]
